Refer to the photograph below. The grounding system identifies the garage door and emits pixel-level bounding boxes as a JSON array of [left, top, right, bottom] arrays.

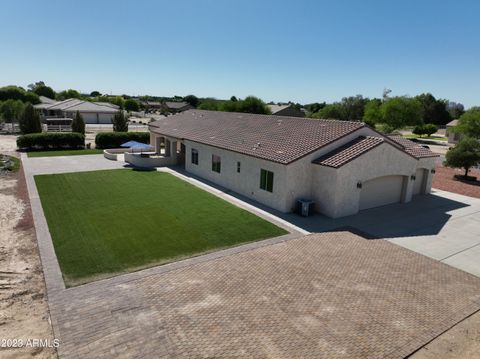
[[359, 175, 404, 210], [413, 168, 427, 195]]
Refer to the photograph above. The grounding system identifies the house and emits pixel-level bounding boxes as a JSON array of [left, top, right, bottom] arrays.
[[34, 98, 120, 124], [145, 110, 438, 218], [268, 104, 305, 117], [446, 119, 462, 144], [163, 101, 193, 113]]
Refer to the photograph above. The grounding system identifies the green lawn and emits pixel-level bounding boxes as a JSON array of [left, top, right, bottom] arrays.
[[35, 169, 287, 286], [27, 149, 103, 157], [403, 134, 448, 141]]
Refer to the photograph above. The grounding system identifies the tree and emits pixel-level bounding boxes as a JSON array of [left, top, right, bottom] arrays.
[[0, 99, 24, 123], [56, 89, 81, 100], [183, 95, 199, 108], [90, 91, 101, 97], [230, 96, 238, 102], [447, 101, 465, 119], [236, 96, 270, 114], [453, 107, 480, 139], [72, 111, 85, 135], [33, 85, 56, 99], [305, 102, 326, 115], [315, 103, 343, 119], [381, 97, 423, 130], [198, 100, 220, 110], [444, 137, 480, 178], [413, 124, 437, 137], [415, 93, 452, 126], [124, 99, 139, 112], [112, 111, 128, 132], [0, 85, 40, 104], [363, 99, 382, 126], [19, 103, 42, 134]]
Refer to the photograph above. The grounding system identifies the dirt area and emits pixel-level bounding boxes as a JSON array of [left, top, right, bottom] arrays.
[[433, 166, 480, 198], [0, 152, 56, 358], [412, 310, 480, 358]]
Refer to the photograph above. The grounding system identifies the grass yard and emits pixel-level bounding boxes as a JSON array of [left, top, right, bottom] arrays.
[[35, 169, 287, 286], [27, 148, 103, 157]]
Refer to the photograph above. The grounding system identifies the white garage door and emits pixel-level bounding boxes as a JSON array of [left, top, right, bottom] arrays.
[[359, 175, 404, 210], [413, 168, 427, 195]]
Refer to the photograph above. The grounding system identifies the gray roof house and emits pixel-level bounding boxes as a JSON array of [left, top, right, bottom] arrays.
[[34, 98, 120, 124], [136, 110, 438, 218], [446, 119, 462, 144], [268, 104, 305, 117], [163, 101, 194, 113]]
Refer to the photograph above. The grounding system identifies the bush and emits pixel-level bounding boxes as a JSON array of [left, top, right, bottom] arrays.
[[19, 103, 42, 134], [112, 111, 128, 132], [95, 132, 150, 149], [72, 111, 85, 135], [17, 133, 85, 150], [413, 123, 437, 137]]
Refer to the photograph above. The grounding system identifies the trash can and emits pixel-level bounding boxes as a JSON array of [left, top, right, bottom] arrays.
[[296, 199, 315, 217]]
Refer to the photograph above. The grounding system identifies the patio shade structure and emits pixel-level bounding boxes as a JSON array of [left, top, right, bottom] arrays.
[[120, 141, 154, 153]]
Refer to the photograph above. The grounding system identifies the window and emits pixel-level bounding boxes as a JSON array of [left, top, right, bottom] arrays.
[[237, 161, 241, 173], [260, 169, 274, 192], [212, 155, 221, 173], [191, 149, 198, 165]]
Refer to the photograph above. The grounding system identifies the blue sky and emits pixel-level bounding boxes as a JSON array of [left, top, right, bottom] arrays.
[[1, 0, 479, 107]]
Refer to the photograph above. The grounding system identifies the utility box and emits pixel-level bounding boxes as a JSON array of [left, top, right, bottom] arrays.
[[296, 199, 315, 217]]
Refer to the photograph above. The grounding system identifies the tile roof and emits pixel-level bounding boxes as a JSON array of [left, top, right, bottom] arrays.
[[149, 110, 365, 164], [313, 136, 384, 168], [388, 136, 439, 158]]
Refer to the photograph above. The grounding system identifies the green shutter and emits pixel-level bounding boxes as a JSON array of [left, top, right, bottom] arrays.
[[260, 169, 266, 190], [267, 171, 274, 192]]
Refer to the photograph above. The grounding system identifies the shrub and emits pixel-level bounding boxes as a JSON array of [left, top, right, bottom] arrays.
[[413, 123, 437, 137], [95, 132, 150, 149], [72, 111, 85, 135], [19, 103, 42, 134], [112, 111, 128, 132], [444, 137, 480, 178], [17, 133, 85, 150]]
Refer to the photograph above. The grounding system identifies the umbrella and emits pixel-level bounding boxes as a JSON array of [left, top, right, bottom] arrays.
[[120, 141, 154, 153]]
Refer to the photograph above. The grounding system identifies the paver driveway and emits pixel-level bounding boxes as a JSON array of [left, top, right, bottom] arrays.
[[49, 231, 480, 358]]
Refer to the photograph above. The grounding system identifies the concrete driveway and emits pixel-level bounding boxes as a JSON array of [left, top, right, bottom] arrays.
[[276, 190, 480, 276]]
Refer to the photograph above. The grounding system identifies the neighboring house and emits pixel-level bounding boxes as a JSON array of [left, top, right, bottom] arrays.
[[163, 101, 193, 113], [141, 101, 193, 113], [147, 110, 438, 218], [34, 98, 120, 124], [268, 104, 305, 117], [446, 119, 462, 144]]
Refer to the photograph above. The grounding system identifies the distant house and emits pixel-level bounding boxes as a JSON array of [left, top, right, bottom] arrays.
[[34, 98, 120, 124], [141, 101, 193, 114], [268, 104, 305, 117], [446, 119, 462, 144], [163, 101, 193, 113], [143, 110, 438, 218]]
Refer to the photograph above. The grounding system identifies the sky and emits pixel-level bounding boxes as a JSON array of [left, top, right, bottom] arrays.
[[1, 0, 479, 107]]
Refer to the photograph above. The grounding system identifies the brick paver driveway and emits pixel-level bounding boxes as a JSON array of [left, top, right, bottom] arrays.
[[50, 231, 480, 358]]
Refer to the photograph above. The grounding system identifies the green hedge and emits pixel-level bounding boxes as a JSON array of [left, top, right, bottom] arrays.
[[17, 133, 85, 150], [95, 132, 150, 149]]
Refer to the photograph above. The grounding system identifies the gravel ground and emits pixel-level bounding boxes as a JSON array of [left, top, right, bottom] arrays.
[[433, 166, 480, 198]]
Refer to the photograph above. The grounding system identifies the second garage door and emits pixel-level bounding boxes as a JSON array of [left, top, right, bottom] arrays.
[[359, 175, 404, 210]]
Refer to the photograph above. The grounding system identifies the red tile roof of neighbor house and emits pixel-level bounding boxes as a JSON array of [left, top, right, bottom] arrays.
[[388, 136, 439, 158], [313, 136, 385, 168], [149, 110, 365, 164]]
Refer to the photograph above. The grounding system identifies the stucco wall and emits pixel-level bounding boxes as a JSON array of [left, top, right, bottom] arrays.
[[184, 140, 290, 211], [311, 143, 436, 218]]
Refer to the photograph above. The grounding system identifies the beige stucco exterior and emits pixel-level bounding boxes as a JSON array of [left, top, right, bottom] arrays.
[[147, 127, 437, 218]]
